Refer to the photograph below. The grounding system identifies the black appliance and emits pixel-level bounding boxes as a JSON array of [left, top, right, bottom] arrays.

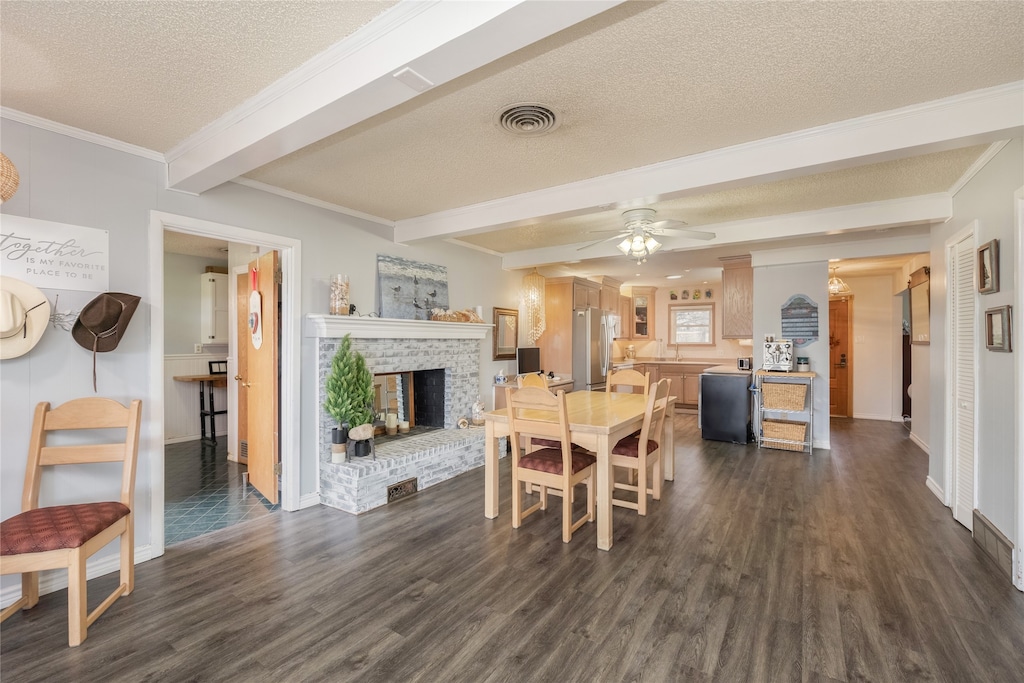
[[699, 367, 752, 444]]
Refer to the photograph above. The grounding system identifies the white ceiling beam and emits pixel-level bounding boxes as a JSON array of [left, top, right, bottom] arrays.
[[498, 193, 952, 270], [395, 81, 1023, 243], [166, 0, 625, 194]]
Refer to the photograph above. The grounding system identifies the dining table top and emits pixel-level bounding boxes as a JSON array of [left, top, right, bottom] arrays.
[[485, 389, 648, 432]]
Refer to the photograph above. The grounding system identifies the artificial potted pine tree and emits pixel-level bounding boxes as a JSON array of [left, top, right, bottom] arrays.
[[324, 334, 375, 458]]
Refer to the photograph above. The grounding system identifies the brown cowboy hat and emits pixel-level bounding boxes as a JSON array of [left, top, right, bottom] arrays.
[[72, 292, 141, 353]]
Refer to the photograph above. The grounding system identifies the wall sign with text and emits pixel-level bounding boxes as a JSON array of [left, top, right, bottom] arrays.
[[0, 215, 109, 292]]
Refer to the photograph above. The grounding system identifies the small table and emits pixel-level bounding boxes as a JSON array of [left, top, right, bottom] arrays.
[[173, 374, 227, 444]]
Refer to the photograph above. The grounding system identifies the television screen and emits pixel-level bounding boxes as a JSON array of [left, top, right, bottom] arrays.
[[517, 347, 541, 375]]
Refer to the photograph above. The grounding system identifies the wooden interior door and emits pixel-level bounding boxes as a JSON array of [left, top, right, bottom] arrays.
[[245, 251, 280, 504], [829, 297, 851, 417], [232, 273, 249, 464]]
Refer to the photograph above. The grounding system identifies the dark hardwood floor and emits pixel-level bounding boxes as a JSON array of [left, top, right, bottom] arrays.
[[3, 416, 1023, 682]]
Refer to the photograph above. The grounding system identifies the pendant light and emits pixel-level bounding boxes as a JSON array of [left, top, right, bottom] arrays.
[[828, 266, 851, 296], [521, 268, 546, 343]]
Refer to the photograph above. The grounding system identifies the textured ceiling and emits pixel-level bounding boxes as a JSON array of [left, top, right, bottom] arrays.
[[245, 0, 1021, 220], [1, 0, 1022, 285], [0, 0, 399, 150]]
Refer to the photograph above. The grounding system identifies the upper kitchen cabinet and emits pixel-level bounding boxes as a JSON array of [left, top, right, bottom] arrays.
[[720, 256, 753, 339], [200, 272, 229, 345], [631, 286, 656, 340], [618, 295, 632, 338], [573, 280, 601, 310], [588, 275, 623, 312]]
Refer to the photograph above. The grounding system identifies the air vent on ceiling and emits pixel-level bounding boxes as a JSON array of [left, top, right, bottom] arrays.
[[494, 103, 560, 137]]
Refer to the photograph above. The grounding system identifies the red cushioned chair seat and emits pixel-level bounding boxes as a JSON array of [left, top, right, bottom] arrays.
[[1, 502, 130, 555], [612, 436, 659, 458], [518, 447, 596, 475]]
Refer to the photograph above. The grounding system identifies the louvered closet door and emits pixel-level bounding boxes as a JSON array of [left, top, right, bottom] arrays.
[[951, 234, 976, 530]]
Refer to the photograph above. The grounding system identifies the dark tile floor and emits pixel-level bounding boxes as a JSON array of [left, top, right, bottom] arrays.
[[164, 439, 279, 545]]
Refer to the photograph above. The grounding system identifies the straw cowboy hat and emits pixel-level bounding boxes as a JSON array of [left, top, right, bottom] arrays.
[[73, 292, 141, 390], [0, 276, 51, 360]]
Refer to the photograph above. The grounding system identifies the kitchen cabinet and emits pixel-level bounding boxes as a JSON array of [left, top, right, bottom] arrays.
[[573, 281, 600, 310], [618, 295, 632, 338], [588, 275, 623, 312], [631, 286, 656, 340], [200, 272, 229, 345], [720, 255, 753, 339], [649, 362, 712, 409]]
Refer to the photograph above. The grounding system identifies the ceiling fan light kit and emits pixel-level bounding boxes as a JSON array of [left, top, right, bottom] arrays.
[[580, 207, 716, 263]]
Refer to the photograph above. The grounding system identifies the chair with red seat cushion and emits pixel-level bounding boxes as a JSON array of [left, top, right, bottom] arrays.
[[0, 397, 142, 647], [611, 378, 670, 516], [505, 386, 596, 543]]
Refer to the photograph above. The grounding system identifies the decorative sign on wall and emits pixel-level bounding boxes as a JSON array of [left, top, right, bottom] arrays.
[[376, 254, 449, 320], [0, 215, 109, 292], [781, 294, 819, 347]]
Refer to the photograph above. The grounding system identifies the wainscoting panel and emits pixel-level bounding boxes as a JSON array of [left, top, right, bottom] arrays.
[[165, 354, 229, 443]]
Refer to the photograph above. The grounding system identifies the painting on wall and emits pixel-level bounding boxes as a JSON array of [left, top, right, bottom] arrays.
[[781, 294, 819, 347], [377, 254, 449, 320]]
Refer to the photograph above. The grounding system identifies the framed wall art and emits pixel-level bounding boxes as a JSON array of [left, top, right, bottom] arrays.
[[978, 239, 999, 294], [985, 305, 1012, 352]]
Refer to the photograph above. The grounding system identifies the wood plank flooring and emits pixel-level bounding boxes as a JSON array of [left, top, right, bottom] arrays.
[[3, 416, 1023, 682]]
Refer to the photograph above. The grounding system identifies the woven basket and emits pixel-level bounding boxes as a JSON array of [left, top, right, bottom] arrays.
[[762, 382, 807, 411], [762, 419, 807, 451]]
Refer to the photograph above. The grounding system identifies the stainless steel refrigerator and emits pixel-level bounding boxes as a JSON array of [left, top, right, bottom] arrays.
[[698, 367, 753, 443], [572, 308, 613, 391]]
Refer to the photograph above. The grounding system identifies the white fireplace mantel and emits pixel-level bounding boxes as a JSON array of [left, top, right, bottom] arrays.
[[306, 314, 491, 340]]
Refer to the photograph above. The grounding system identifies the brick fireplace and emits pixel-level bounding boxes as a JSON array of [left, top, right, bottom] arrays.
[[308, 315, 495, 514]]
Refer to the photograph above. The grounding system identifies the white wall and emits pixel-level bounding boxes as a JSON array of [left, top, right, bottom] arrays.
[[928, 138, 1021, 541], [752, 262, 831, 448], [842, 275, 898, 421], [163, 252, 228, 355], [0, 117, 522, 594]]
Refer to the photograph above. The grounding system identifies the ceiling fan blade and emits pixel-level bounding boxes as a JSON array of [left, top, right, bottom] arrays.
[[650, 218, 688, 229], [657, 226, 716, 241], [577, 234, 627, 251]]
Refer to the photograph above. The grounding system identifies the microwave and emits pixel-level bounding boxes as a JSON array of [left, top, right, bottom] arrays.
[[737, 357, 752, 370]]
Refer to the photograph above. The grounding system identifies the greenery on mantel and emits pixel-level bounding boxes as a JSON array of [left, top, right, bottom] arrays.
[[324, 334, 374, 428]]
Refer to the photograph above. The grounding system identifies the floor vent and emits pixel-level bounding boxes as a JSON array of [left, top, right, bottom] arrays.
[[240, 440, 248, 459], [387, 478, 418, 503]]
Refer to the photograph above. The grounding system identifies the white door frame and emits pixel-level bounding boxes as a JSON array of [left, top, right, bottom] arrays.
[[943, 221, 978, 519], [148, 211, 302, 557], [1014, 187, 1023, 591]]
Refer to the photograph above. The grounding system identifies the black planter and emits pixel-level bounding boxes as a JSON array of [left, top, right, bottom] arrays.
[[350, 439, 372, 458], [332, 423, 349, 444]]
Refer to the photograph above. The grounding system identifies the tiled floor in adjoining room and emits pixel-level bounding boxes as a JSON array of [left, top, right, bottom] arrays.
[[164, 439, 279, 546]]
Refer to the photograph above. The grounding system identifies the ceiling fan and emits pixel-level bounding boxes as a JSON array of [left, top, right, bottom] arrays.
[[578, 208, 715, 263]]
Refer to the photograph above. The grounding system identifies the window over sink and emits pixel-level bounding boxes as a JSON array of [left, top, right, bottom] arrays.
[[669, 303, 715, 346]]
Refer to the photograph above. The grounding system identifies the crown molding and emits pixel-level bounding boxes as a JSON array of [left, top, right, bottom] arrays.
[[230, 177, 394, 228], [0, 107, 165, 162]]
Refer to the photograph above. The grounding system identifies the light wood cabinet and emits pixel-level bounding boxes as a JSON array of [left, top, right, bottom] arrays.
[[721, 255, 753, 339], [648, 362, 713, 409], [618, 295, 632, 338], [631, 286, 656, 340], [573, 281, 600, 310], [588, 275, 622, 312], [200, 272, 229, 344]]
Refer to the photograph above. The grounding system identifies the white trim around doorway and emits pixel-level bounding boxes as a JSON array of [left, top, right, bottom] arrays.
[[148, 210, 303, 559], [1014, 186, 1023, 591]]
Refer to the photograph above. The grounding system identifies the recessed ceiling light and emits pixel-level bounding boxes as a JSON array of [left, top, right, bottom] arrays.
[[829, 258, 840, 263], [666, 275, 682, 280]]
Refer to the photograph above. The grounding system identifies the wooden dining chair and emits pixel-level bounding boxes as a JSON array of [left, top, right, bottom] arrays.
[[606, 368, 650, 396], [505, 386, 596, 542], [517, 373, 549, 389], [0, 397, 143, 647], [611, 378, 670, 516]]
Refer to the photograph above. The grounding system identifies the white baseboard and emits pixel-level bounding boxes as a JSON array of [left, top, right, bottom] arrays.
[[299, 492, 322, 509], [926, 476, 944, 502], [0, 544, 154, 609], [853, 412, 891, 421], [909, 431, 929, 454], [165, 433, 228, 445]]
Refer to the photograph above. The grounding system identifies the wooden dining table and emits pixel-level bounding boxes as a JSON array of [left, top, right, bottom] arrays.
[[483, 389, 676, 551]]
